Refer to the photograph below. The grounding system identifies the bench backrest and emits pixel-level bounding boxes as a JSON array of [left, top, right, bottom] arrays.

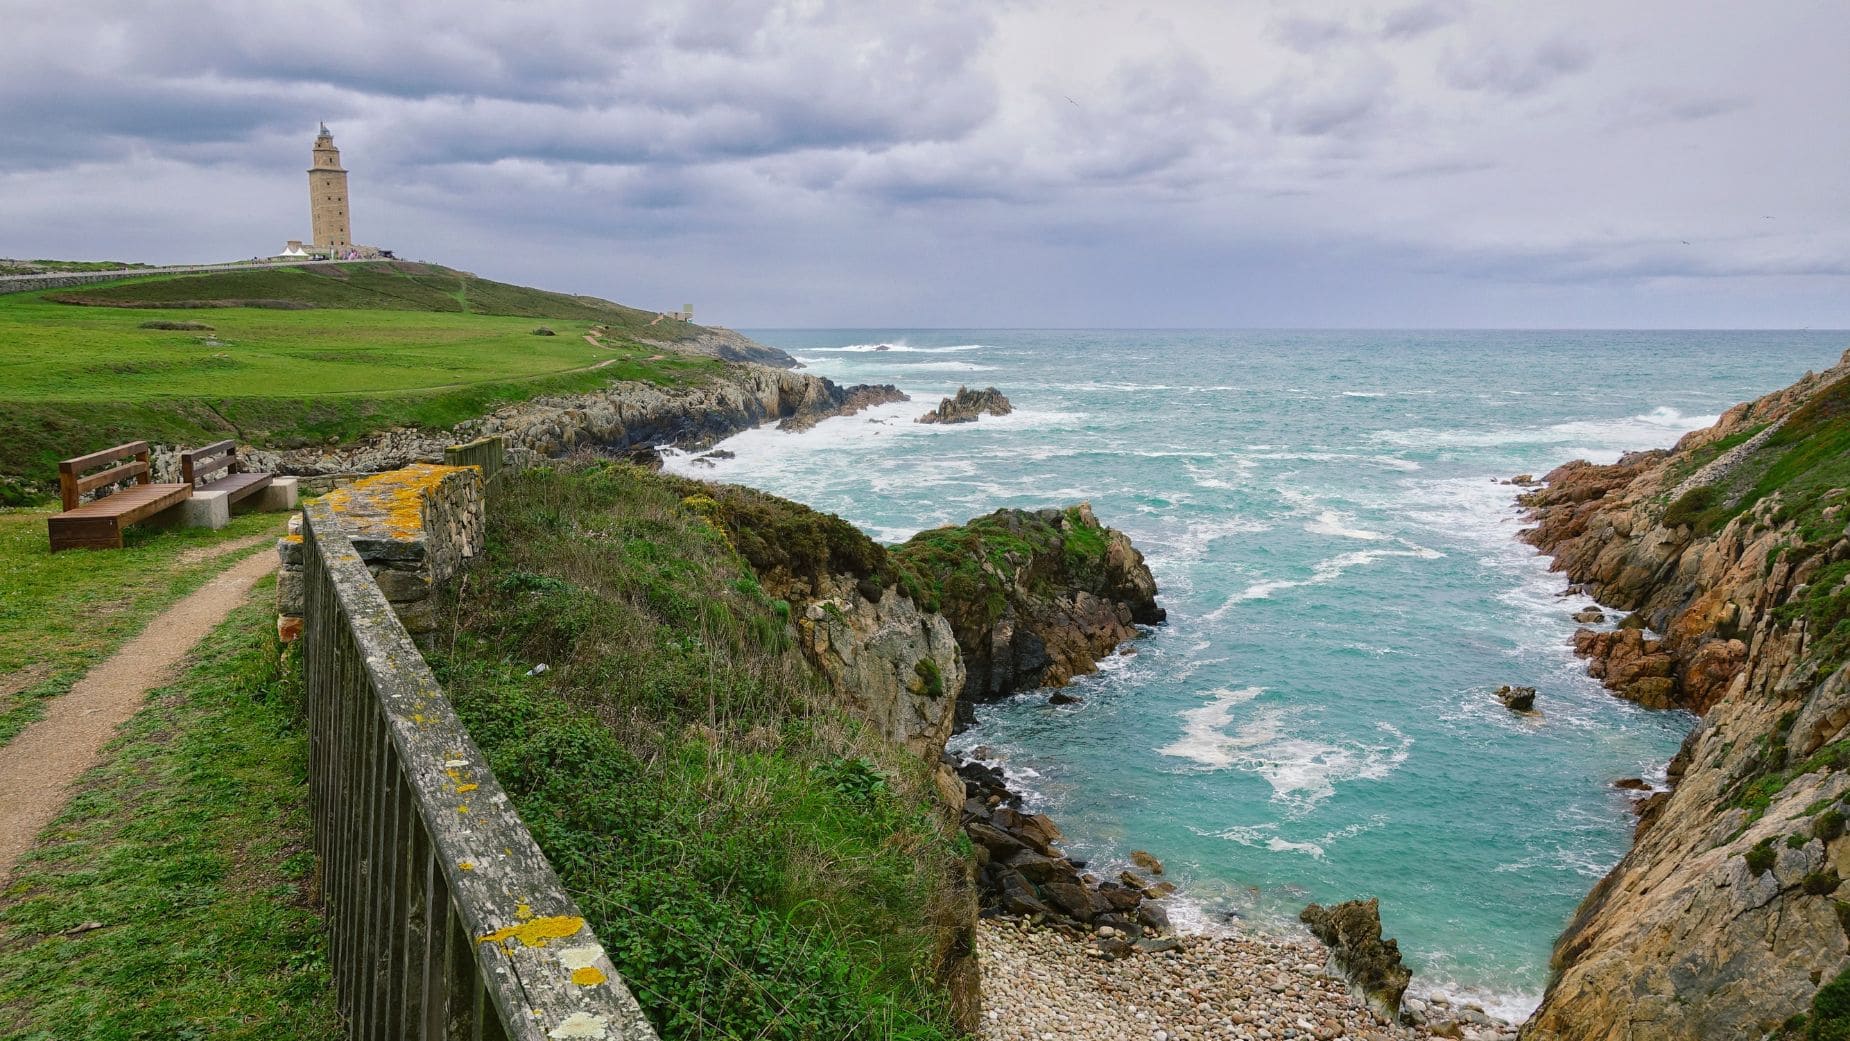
[[58, 441, 153, 512], [180, 440, 240, 487]]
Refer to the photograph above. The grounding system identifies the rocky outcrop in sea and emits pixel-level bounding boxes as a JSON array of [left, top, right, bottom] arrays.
[[1518, 349, 1850, 1038], [891, 504, 1166, 724], [918, 386, 1013, 424]]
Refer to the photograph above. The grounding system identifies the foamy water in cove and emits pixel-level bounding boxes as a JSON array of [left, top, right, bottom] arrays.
[[665, 329, 1847, 1018]]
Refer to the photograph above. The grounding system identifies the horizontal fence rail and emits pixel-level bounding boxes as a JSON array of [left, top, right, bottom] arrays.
[[302, 499, 657, 1041]]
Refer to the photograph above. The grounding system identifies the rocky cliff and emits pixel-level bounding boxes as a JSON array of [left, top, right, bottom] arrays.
[[245, 364, 904, 478], [640, 325, 799, 368], [1519, 350, 1850, 1040], [891, 505, 1166, 722]]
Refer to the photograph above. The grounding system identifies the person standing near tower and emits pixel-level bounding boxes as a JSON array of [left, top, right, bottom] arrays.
[[308, 123, 352, 254]]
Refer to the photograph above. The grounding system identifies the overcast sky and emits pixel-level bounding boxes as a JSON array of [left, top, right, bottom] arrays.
[[2, 1, 1846, 328]]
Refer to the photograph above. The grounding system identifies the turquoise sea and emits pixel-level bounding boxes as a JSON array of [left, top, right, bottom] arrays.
[[664, 330, 1847, 1017]]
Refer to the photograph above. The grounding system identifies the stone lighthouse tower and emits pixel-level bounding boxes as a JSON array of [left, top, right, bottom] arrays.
[[307, 123, 352, 253]]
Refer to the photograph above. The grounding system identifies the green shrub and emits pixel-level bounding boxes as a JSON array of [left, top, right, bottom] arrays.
[[1805, 871, 1842, 896], [1818, 810, 1846, 842], [1663, 485, 1721, 530], [1811, 964, 1850, 1041], [1747, 838, 1778, 875], [915, 658, 944, 699], [432, 463, 969, 1040]]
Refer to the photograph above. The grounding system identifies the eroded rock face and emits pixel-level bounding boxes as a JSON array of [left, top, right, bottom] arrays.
[[1518, 349, 1850, 1039], [641, 326, 800, 368], [916, 386, 1013, 425], [793, 574, 965, 761], [1299, 898, 1412, 1023]]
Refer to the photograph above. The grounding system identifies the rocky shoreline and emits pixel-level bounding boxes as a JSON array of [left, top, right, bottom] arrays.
[[240, 362, 904, 481], [1515, 350, 1850, 1037]]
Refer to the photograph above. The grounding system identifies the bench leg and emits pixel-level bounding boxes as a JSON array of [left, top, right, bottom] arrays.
[[48, 517, 124, 552], [243, 476, 299, 513], [143, 490, 231, 532]]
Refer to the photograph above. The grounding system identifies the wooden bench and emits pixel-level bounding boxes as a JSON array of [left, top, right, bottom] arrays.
[[47, 441, 192, 551], [180, 439, 273, 505]]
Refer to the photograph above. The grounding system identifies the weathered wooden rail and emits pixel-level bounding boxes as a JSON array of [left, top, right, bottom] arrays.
[[301, 497, 657, 1040], [444, 436, 506, 484]]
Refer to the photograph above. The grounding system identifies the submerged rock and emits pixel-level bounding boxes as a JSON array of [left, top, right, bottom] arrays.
[[1299, 898, 1413, 1023], [917, 386, 1013, 424]]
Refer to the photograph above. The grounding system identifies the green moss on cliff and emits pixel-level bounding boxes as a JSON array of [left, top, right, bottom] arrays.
[[1676, 374, 1850, 543], [891, 507, 1113, 632], [433, 462, 968, 1040], [1808, 964, 1850, 1040]]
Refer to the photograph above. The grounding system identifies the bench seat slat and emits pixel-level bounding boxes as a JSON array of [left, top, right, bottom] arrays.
[[200, 471, 274, 503]]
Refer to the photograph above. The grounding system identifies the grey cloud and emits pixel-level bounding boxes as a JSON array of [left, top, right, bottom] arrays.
[[1271, 15, 1362, 52], [1442, 37, 1593, 96], [1380, 3, 1460, 39]]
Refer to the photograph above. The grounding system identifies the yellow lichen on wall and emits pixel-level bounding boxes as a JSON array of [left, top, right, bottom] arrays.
[[317, 463, 469, 542]]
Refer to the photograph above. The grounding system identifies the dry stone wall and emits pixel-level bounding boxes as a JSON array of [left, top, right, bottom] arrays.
[[278, 463, 484, 646]]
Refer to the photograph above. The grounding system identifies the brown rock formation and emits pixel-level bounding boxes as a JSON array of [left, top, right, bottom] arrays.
[[1300, 898, 1413, 1023], [1518, 350, 1850, 1039]]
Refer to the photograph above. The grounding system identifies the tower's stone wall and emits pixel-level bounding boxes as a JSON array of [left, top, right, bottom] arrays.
[[309, 126, 352, 251]]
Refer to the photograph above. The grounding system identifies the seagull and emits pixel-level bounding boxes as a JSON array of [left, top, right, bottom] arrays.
[[1681, 240, 1691, 245], [1065, 95, 1079, 106]]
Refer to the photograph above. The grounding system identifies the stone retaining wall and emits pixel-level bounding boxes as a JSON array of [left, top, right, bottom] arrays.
[[278, 463, 484, 646]]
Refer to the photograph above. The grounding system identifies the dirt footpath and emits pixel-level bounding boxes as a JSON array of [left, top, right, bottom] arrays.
[[0, 549, 275, 880]]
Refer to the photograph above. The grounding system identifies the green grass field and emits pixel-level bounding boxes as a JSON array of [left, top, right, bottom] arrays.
[[0, 262, 723, 483]]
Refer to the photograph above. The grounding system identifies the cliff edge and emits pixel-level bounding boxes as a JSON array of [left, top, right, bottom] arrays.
[[1520, 349, 1850, 1040]]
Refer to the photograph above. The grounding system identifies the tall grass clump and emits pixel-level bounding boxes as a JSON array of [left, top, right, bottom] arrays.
[[432, 462, 972, 1041]]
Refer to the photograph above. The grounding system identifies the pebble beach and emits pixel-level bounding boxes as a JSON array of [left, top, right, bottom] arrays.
[[976, 919, 1519, 1041]]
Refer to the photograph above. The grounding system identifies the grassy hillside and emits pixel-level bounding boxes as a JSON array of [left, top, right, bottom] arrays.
[[432, 462, 970, 1040], [0, 263, 723, 484], [47, 262, 700, 340]]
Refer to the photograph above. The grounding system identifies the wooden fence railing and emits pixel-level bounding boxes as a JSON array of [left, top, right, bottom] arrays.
[[443, 436, 506, 485], [301, 498, 658, 1040]]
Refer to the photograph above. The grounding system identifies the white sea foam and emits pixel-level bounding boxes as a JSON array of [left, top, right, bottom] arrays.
[[1373, 405, 1717, 463], [1305, 509, 1388, 541], [1211, 545, 1444, 611], [1161, 692, 1413, 812], [1342, 391, 1386, 398], [1245, 451, 1422, 472], [1157, 687, 1264, 768], [882, 360, 997, 372], [806, 342, 987, 353]]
